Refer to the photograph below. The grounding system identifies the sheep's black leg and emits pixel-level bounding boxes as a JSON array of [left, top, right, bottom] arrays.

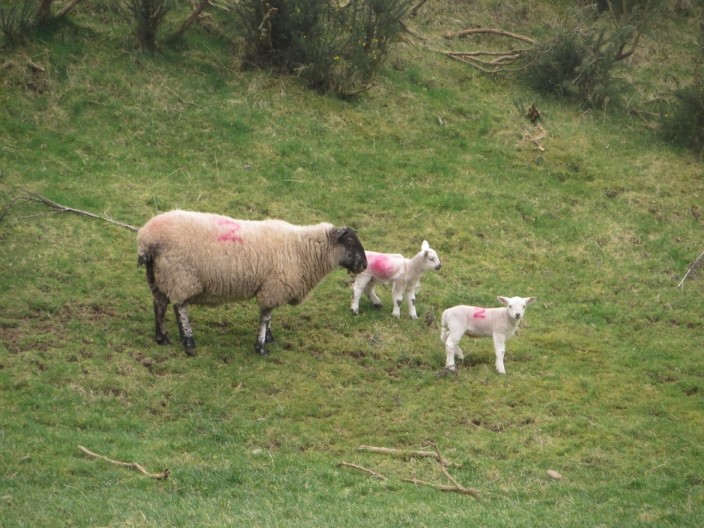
[[153, 293, 171, 345], [174, 303, 196, 356], [265, 317, 275, 344], [144, 258, 170, 345], [255, 308, 273, 355]]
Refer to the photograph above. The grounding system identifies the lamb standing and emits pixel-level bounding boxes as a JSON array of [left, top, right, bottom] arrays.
[[440, 296, 536, 374], [136, 210, 367, 356], [350, 241, 441, 318]]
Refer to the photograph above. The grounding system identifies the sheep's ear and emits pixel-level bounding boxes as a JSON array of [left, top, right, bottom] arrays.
[[335, 227, 354, 241], [497, 296, 509, 306], [524, 297, 537, 305], [421, 240, 429, 251]]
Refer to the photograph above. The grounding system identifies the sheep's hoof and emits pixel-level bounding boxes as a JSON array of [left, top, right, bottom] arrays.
[[184, 347, 197, 357], [351, 308, 359, 315], [156, 335, 171, 345], [255, 342, 269, 356], [372, 303, 382, 310], [265, 329, 275, 344]]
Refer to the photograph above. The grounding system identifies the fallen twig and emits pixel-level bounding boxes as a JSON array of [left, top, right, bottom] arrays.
[[402, 476, 481, 497], [678, 248, 704, 290], [339, 461, 388, 481], [7, 190, 138, 231], [358, 445, 455, 466], [78, 445, 170, 480], [444, 28, 535, 45]]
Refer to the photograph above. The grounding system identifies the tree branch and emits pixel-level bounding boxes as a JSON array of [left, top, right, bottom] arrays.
[[444, 28, 535, 45], [56, 0, 84, 18], [78, 445, 170, 480], [678, 248, 704, 290], [8, 190, 139, 231], [339, 461, 388, 481]]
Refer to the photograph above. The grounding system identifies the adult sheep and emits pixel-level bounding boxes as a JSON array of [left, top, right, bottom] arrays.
[[136, 210, 367, 356]]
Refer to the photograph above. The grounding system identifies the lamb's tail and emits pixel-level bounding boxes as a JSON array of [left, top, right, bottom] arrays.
[[440, 309, 449, 343]]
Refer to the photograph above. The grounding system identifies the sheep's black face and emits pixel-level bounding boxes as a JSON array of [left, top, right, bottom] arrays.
[[336, 228, 367, 274]]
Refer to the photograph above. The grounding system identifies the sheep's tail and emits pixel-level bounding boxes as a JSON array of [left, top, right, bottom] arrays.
[[137, 244, 160, 294], [440, 309, 449, 343]]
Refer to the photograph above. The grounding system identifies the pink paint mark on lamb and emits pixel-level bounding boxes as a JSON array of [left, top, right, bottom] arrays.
[[216, 218, 244, 244], [368, 253, 399, 279], [473, 308, 487, 319]]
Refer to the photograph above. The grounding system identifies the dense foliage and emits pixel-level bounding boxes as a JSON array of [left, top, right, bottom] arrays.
[[235, 0, 412, 95]]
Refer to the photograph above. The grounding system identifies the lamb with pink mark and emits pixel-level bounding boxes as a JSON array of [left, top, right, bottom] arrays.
[[350, 240, 441, 318], [440, 296, 536, 374]]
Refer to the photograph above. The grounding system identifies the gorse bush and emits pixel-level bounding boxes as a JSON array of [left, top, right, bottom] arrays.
[[110, 0, 172, 52], [0, 0, 37, 45], [236, 0, 412, 96], [523, 21, 634, 109], [662, 21, 704, 157]]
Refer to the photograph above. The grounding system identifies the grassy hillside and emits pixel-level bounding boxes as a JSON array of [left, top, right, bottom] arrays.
[[1, 1, 703, 526]]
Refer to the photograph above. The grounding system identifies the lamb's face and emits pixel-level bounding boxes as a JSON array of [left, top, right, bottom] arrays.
[[420, 241, 441, 271], [336, 228, 367, 274], [498, 296, 536, 321]]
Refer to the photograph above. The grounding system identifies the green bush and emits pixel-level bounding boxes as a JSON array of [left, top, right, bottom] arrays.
[[662, 21, 704, 157], [110, 0, 172, 52], [236, 0, 412, 96], [0, 0, 36, 45]]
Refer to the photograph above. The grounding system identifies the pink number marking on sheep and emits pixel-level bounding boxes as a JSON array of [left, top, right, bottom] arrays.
[[216, 218, 244, 244], [369, 253, 397, 279], [473, 308, 486, 319]]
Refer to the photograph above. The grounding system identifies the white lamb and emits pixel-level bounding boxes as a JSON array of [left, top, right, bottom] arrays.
[[136, 210, 367, 356], [350, 241, 441, 319], [440, 296, 536, 374]]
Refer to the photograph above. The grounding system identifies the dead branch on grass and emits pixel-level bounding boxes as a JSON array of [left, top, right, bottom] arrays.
[[678, 248, 704, 290], [350, 443, 480, 498], [445, 28, 536, 45], [5, 190, 139, 231], [170, 0, 212, 42], [78, 445, 170, 480], [339, 461, 388, 481], [358, 444, 455, 467]]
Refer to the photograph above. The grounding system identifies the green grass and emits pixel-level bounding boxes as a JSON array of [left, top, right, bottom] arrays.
[[1, 2, 703, 527]]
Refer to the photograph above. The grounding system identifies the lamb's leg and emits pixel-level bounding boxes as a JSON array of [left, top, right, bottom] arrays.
[[255, 308, 273, 355], [391, 282, 404, 318], [265, 316, 275, 344], [443, 332, 464, 372], [364, 282, 383, 309], [153, 291, 170, 345], [351, 274, 372, 315], [174, 304, 196, 356], [493, 333, 507, 374], [407, 287, 418, 319]]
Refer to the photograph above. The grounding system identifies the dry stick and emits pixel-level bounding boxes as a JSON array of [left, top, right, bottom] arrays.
[[77, 445, 170, 480], [357, 445, 455, 467], [18, 190, 139, 232], [402, 477, 481, 497], [444, 28, 536, 45], [339, 462, 388, 481], [170, 0, 211, 42], [56, 0, 84, 18], [678, 248, 704, 290]]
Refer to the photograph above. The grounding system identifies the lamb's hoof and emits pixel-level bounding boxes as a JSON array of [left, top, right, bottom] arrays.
[[184, 347, 196, 357], [156, 335, 171, 345], [372, 303, 382, 310], [255, 342, 269, 356], [351, 309, 359, 316], [437, 366, 457, 377]]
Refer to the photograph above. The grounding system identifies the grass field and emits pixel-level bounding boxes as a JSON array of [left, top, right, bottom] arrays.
[[1, 1, 703, 526]]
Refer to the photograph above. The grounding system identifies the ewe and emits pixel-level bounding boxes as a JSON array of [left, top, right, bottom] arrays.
[[440, 296, 536, 374], [137, 210, 367, 356], [350, 241, 441, 319]]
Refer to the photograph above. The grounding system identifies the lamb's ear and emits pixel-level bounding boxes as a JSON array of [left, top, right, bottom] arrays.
[[524, 297, 537, 305], [497, 296, 509, 306], [421, 240, 429, 252]]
